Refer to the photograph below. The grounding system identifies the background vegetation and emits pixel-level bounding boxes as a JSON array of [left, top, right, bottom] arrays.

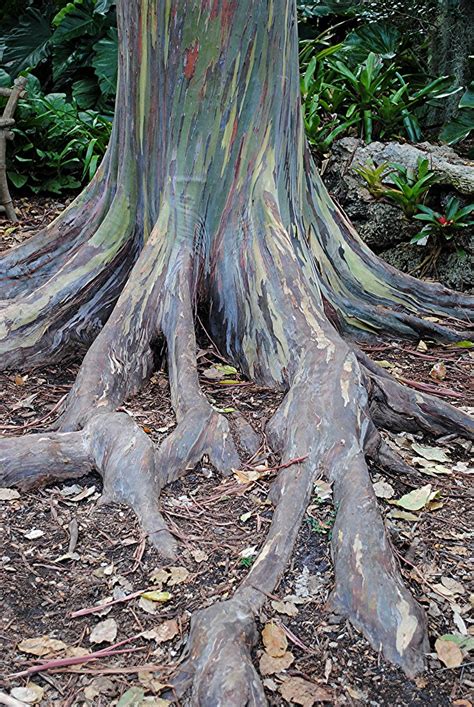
[[0, 0, 472, 194]]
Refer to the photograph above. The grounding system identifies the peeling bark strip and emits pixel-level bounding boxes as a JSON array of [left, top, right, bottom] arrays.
[[1, 0, 473, 702]]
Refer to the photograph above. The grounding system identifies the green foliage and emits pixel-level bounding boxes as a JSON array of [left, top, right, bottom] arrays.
[[297, 0, 438, 27], [306, 509, 336, 538], [353, 160, 390, 198], [354, 158, 474, 252], [440, 83, 474, 146], [297, 0, 357, 19], [412, 197, 474, 245], [0, 8, 52, 77], [382, 159, 439, 217], [301, 32, 455, 152], [0, 0, 117, 112], [5, 75, 111, 193]]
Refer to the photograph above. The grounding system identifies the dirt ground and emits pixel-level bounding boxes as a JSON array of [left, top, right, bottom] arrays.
[[0, 202, 473, 706]]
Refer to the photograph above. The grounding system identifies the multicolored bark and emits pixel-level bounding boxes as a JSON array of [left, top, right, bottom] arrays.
[[1, 1, 473, 702]]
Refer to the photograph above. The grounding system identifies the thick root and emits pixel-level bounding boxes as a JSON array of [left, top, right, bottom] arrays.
[[0, 151, 115, 301], [0, 411, 176, 558], [264, 350, 428, 676], [0, 191, 138, 371], [157, 405, 240, 484], [171, 598, 266, 707], [366, 368, 474, 438], [328, 449, 428, 677]]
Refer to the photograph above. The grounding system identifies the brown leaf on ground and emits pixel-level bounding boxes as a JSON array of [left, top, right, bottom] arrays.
[[89, 618, 118, 645], [17, 636, 68, 657], [167, 566, 189, 586], [280, 676, 332, 705], [271, 600, 299, 617], [142, 619, 179, 644], [262, 622, 287, 657], [435, 638, 464, 668], [259, 650, 294, 675], [10, 683, 44, 704]]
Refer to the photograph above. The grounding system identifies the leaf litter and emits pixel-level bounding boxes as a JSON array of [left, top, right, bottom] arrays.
[[0, 312, 473, 704]]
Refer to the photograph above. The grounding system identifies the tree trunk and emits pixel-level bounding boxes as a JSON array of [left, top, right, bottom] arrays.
[[1, 1, 473, 702]]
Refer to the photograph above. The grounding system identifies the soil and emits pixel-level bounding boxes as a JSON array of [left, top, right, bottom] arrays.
[[0, 202, 473, 706]]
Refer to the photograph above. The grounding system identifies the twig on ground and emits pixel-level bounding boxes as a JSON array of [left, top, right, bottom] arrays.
[[70, 589, 148, 618], [0, 393, 67, 431], [10, 635, 143, 678]]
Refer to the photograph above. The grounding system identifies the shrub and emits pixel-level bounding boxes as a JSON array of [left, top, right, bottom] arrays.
[[1, 73, 111, 194], [0, 0, 117, 112], [300, 28, 456, 152]]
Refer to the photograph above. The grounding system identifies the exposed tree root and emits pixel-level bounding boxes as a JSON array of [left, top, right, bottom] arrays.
[[0, 411, 176, 556], [2, 177, 472, 703], [172, 598, 266, 706]]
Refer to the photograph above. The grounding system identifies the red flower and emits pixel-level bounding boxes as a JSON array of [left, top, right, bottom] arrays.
[[437, 215, 448, 225]]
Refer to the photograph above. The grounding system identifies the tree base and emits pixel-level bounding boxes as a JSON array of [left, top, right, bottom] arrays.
[[1, 145, 473, 701]]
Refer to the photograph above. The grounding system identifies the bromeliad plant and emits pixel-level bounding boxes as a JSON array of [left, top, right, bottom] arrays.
[[412, 197, 474, 246], [354, 157, 438, 216], [353, 160, 390, 198], [381, 158, 439, 217]]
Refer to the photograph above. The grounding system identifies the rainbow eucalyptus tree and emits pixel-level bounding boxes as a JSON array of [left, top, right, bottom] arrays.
[[1, 0, 473, 702]]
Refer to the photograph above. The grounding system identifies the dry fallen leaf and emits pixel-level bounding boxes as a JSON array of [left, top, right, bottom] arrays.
[[65, 646, 90, 658], [69, 485, 96, 502], [314, 480, 332, 501], [453, 461, 471, 474], [202, 364, 237, 380], [167, 566, 189, 586], [259, 651, 294, 675], [83, 677, 116, 701], [263, 678, 278, 692], [233, 469, 262, 484], [387, 509, 419, 522], [149, 568, 170, 586], [279, 676, 332, 706], [435, 638, 463, 668], [262, 622, 287, 657], [453, 611, 468, 635], [138, 597, 158, 614], [137, 670, 167, 693], [18, 636, 67, 657], [410, 443, 450, 463], [345, 685, 368, 701], [10, 683, 44, 704], [271, 600, 299, 617], [23, 529, 44, 540], [0, 488, 20, 501], [191, 549, 208, 563], [393, 484, 439, 512], [89, 618, 117, 645], [441, 576, 465, 595], [429, 361, 446, 381], [142, 619, 179, 644], [373, 480, 395, 499]]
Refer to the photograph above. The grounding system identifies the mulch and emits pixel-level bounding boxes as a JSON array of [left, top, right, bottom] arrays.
[[0, 201, 473, 706]]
